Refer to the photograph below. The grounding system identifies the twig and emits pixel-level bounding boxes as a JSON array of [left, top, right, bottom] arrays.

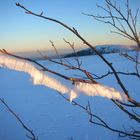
[[57, 92, 140, 139], [0, 98, 38, 140], [63, 38, 82, 68], [49, 40, 63, 63], [15, 2, 134, 101]]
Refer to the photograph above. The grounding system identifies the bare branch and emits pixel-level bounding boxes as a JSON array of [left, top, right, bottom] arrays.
[[49, 40, 63, 63], [112, 100, 140, 123], [1, 2, 138, 139], [16, 2, 133, 101], [83, 0, 140, 47], [82, 12, 123, 20], [120, 52, 140, 64], [0, 98, 38, 140], [37, 49, 99, 82], [0, 49, 99, 85], [95, 70, 140, 80], [57, 92, 140, 139], [63, 38, 82, 68]]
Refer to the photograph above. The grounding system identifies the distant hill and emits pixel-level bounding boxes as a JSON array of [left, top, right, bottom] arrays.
[[64, 45, 138, 58]]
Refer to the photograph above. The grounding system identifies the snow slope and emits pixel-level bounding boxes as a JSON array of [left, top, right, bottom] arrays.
[[0, 52, 139, 140], [64, 44, 136, 58]]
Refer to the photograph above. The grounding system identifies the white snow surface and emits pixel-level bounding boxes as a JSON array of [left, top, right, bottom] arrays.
[[0, 54, 125, 101], [0, 52, 139, 140]]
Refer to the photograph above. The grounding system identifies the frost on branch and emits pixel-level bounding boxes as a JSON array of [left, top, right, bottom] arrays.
[[0, 54, 126, 101], [75, 82, 126, 101], [0, 54, 77, 101]]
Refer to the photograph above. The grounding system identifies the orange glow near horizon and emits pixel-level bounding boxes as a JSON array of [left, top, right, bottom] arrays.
[[1, 0, 139, 54]]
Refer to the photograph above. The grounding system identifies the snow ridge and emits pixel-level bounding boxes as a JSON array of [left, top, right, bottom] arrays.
[[0, 54, 126, 101]]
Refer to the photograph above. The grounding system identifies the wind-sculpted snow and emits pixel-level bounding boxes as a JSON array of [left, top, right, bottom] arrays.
[[0, 54, 126, 101]]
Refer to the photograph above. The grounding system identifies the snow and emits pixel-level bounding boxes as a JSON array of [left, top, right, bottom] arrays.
[[0, 54, 125, 101], [75, 82, 126, 101], [0, 54, 78, 101], [0, 52, 139, 140]]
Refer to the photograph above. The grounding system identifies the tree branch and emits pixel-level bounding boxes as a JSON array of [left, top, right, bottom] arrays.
[[0, 98, 38, 140]]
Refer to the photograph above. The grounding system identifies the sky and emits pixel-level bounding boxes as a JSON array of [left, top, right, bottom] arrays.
[[0, 0, 140, 56]]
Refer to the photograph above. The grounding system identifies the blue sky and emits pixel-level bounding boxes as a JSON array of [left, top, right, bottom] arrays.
[[0, 0, 140, 54]]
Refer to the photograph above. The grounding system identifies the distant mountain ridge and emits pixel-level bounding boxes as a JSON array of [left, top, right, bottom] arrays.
[[64, 44, 138, 58]]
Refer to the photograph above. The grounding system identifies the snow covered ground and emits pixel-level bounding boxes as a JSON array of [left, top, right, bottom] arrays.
[[0, 52, 139, 140]]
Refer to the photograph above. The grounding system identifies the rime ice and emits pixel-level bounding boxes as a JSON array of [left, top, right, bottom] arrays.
[[0, 54, 126, 101], [75, 82, 126, 101]]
